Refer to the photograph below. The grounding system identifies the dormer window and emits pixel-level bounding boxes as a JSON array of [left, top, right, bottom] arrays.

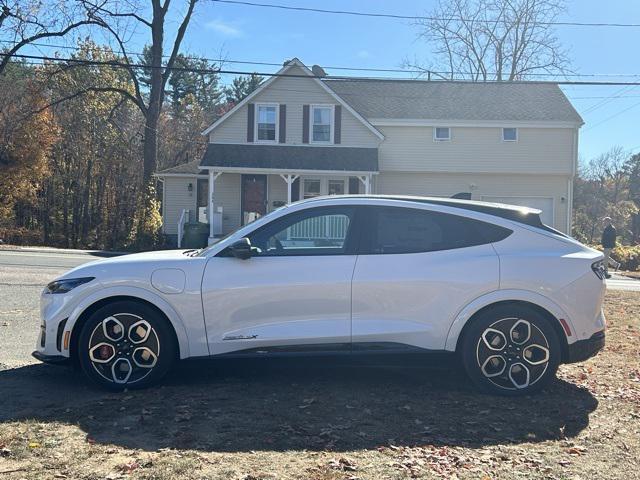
[[311, 105, 333, 143], [256, 104, 278, 142]]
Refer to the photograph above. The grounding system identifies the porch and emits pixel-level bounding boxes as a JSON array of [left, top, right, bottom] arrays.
[[200, 170, 373, 245], [199, 143, 377, 244], [157, 143, 378, 246]]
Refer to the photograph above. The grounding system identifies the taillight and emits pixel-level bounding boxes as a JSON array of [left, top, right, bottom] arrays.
[[591, 260, 606, 280]]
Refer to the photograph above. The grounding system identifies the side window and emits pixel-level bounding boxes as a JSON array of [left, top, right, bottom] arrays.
[[248, 207, 355, 256], [364, 207, 511, 254]]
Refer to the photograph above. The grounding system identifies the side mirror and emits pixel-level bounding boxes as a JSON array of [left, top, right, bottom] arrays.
[[230, 238, 252, 260]]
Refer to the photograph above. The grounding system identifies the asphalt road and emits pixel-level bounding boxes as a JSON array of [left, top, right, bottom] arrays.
[[0, 249, 106, 369], [1, 247, 639, 370]]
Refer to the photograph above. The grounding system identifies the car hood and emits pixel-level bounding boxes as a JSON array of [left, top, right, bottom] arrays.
[[58, 249, 195, 280]]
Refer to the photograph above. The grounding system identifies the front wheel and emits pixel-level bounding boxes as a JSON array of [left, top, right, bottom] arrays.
[[460, 305, 561, 396], [77, 300, 176, 390]]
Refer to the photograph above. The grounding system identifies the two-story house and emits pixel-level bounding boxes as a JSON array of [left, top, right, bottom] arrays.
[[156, 58, 583, 245]]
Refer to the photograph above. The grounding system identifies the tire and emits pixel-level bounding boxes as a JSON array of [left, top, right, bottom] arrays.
[[460, 304, 561, 396], [77, 300, 176, 390]]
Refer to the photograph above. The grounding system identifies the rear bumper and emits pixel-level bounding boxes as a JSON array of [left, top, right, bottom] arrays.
[[32, 351, 70, 365], [566, 330, 605, 363]]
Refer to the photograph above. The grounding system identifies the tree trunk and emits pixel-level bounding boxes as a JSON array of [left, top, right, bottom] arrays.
[[141, 1, 166, 185]]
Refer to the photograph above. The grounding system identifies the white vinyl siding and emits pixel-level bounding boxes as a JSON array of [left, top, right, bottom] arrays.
[[378, 126, 574, 175], [267, 174, 288, 212], [161, 177, 198, 235], [376, 171, 570, 233], [213, 174, 242, 234], [209, 65, 379, 147]]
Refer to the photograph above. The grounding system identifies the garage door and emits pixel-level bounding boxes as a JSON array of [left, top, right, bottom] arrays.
[[481, 196, 554, 226]]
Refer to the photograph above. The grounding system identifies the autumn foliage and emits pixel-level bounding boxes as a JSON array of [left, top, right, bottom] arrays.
[[0, 41, 260, 250]]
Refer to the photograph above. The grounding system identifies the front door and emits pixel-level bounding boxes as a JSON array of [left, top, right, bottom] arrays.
[[201, 206, 359, 355], [241, 174, 267, 225]]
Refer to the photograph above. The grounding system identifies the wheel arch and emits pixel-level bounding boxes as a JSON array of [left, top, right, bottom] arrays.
[[65, 288, 191, 363], [445, 290, 573, 362]]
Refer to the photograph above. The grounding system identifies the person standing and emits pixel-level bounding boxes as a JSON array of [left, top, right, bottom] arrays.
[[601, 217, 617, 279]]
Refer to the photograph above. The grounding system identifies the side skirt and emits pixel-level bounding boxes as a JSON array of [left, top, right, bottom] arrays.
[[183, 342, 455, 364]]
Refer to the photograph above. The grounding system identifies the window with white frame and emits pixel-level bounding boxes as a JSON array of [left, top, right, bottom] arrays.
[[256, 104, 278, 142], [302, 179, 321, 199], [311, 105, 333, 143], [502, 127, 518, 141], [434, 127, 451, 141]]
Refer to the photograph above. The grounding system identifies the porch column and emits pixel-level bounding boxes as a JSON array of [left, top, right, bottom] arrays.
[[279, 173, 300, 204], [208, 170, 222, 244], [358, 174, 372, 194]]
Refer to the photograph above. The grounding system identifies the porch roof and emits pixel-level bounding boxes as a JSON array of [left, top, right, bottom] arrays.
[[199, 143, 378, 173], [155, 159, 207, 176]]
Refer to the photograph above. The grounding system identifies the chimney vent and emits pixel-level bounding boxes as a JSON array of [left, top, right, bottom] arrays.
[[311, 65, 326, 78]]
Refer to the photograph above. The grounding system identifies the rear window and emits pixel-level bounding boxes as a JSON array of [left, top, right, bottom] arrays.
[[362, 207, 511, 254]]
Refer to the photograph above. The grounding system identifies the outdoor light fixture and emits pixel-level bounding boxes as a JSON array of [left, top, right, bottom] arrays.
[[188, 183, 193, 193]]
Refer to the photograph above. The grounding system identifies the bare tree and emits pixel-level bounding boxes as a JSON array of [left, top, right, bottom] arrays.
[[78, 0, 200, 185], [0, 0, 104, 75], [410, 0, 570, 81]]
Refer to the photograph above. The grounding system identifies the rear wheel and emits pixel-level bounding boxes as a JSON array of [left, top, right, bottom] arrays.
[[77, 300, 176, 390], [460, 305, 561, 396]]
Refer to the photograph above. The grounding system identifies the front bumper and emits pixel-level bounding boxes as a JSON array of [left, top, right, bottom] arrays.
[[566, 330, 605, 363], [32, 350, 70, 365]]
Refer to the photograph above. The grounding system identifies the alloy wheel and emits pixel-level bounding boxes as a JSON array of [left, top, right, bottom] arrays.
[[88, 313, 160, 385], [475, 317, 550, 391]]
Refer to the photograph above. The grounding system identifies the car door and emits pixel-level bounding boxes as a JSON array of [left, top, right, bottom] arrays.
[[351, 205, 503, 352], [202, 205, 360, 355]]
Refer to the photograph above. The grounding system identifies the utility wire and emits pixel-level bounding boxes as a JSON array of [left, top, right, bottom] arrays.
[[6, 52, 640, 86], [583, 99, 640, 131], [211, 0, 640, 28], [4, 40, 640, 78]]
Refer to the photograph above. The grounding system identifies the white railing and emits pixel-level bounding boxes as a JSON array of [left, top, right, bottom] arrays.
[[288, 215, 348, 240], [177, 209, 189, 248]]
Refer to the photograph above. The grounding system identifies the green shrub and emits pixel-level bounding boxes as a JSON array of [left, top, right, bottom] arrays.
[[612, 244, 640, 271], [591, 243, 640, 271]]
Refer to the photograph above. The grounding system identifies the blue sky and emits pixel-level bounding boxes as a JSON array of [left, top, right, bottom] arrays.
[[171, 0, 640, 163]]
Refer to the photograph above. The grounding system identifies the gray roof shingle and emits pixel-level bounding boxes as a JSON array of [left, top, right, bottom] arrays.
[[323, 79, 583, 123], [157, 159, 206, 175], [200, 144, 378, 172]]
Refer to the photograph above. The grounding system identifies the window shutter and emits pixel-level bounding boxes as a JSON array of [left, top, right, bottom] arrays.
[[334, 105, 342, 144], [247, 103, 255, 142], [279, 104, 286, 143], [302, 104, 310, 143]]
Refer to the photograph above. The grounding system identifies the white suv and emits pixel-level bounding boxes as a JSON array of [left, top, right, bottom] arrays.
[[34, 196, 606, 395]]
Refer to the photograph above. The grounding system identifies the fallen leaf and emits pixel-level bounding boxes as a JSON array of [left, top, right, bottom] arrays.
[[117, 460, 140, 474], [567, 446, 587, 455], [328, 457, 357, 472]]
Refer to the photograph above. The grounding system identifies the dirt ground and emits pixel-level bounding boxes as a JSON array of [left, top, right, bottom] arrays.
[[1, 291, 639, 480]]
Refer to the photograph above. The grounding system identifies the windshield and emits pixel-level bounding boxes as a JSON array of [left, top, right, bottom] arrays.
[[195, 205, 289, 257]]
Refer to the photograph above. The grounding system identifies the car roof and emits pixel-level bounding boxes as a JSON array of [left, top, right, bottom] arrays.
[[298, 194, 559, 233]]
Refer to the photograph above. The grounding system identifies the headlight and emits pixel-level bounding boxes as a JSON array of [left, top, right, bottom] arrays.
[[45, 277, 95, 294]]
